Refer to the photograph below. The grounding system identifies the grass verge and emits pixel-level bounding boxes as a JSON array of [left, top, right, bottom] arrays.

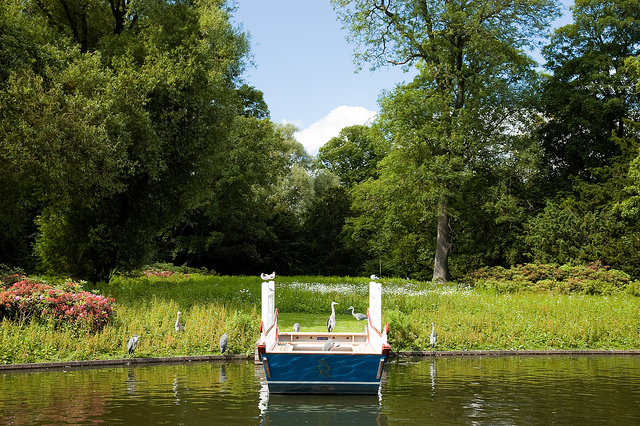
[[1, 273, 639, 364]]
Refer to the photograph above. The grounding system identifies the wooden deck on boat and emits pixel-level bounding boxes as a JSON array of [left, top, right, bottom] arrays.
[[271, 332, 379, 354]]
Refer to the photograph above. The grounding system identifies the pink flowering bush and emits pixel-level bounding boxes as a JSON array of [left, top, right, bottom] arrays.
[[0, 278, 115, 332], [139, 263, 215, 279], [143, 268, 179, 278]]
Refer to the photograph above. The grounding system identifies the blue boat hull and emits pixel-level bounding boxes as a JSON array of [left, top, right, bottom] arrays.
[[262, 353, 387, 395]]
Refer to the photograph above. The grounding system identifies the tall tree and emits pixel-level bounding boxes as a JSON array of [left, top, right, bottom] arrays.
[[317, 124, 389, 188], [333, 0, 559, 281], [539, 0, 640, 183], [1, 0, 251, 280]]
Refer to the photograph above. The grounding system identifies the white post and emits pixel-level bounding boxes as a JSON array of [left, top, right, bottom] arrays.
[[369, 281, 382, 332], [261, 280, 275, 333]]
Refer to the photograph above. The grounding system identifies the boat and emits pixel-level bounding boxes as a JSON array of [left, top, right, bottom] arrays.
[[256, 276, 390, 395]]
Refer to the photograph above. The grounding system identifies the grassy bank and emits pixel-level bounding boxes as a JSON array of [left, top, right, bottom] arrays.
[[1, 272, 639, 364]]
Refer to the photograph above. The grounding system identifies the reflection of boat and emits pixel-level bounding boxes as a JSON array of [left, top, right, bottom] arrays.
[[256, 278, 390, 395], [260, 394, 387, 425]]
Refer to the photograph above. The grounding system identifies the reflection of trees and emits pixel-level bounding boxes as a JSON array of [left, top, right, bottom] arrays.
[[0, 368, 110, 424], [0, 362, 262, 424], [382, 356, 640, 423]]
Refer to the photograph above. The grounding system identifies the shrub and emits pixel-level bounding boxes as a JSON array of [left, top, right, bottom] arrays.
[[0, 264, 26, 286], [385, 309, 419, 350], [0, 278, 115, 332], [467, 262, 636, 295]]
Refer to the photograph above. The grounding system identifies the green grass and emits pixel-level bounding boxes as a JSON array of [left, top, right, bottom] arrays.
[[1, 273, 640, 365], [277, 312, 369, 333]]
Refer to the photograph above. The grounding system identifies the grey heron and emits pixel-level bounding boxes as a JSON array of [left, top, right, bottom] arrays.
[[322, 340, 340, 351], [327, 301, 338, 332], [220, 332, 228, 354], [260, 272, 276, 281], [293, 323, 301, 332], [348, 306, 368, 321], [430, 323, 437, 349], [128, 335, 139, 357], [175, 311, 184, 332]]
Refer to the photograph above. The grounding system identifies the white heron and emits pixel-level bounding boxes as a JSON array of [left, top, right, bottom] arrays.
[[348, 306, 368, 321], [327, 301, 338, 332], [220, 332, 228, 354], [322, 341, 340, 351], [128, 335, 140, 357], [175, 311, 184, 332], [293, 323, 301, 332], [430, 323, 437, 349], [260, 272, 276, 281]]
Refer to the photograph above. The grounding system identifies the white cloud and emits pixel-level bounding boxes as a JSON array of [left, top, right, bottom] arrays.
[[293, 105, 376, 155]]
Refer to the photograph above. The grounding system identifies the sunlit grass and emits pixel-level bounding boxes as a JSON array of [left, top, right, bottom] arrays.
[[1, 273, 639, 364], [277, 312, 368, 333]]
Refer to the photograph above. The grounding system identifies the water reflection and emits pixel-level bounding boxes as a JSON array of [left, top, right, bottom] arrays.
[[1, 356, 639, 425], [383, 355, 640, 425], [260, 394, 387, 425]]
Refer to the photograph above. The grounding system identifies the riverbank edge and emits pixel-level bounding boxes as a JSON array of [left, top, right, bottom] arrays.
[[2, 349, 640, 372]]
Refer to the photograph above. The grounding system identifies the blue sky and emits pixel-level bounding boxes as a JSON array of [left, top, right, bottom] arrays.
[[233, 0, 574, 155]]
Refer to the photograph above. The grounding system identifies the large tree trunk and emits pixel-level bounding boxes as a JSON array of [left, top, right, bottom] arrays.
[[433, 199, 451, 282]]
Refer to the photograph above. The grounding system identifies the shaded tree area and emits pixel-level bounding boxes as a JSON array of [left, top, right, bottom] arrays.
[[2, 0, 640, 282], [1, 0, 268, 281]]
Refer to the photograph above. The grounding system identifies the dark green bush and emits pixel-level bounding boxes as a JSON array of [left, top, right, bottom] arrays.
[[468, 262, 637, 295]]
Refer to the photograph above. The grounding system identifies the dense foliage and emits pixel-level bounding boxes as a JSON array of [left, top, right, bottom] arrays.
[[467, 262, 640, 295], [1, 0, 640, 282], [0, 274, 115, 332]]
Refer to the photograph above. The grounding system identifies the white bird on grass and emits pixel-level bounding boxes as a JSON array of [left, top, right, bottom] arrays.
[[348, 306, 368, 321], [175, 311, 184, 332], [430, 323, 437, 349], [327, 301, 338, 332], [261, 272, 276, 281], [370, 274, 379, 281], [128, 335, 140, 357], [220, 332, 228, 354], [293, 323, 301, 332]]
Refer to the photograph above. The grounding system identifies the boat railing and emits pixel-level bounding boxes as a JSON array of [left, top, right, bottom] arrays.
[[261, 308, 278, 352], [366, 308, 390, 354]]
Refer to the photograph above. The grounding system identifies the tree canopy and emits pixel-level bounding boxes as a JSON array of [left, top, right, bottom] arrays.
[[2, 0, 639, 282], [332, 0, 561, 281]]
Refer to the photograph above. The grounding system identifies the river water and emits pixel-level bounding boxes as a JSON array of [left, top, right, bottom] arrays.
[[1, 355, 639, 425]]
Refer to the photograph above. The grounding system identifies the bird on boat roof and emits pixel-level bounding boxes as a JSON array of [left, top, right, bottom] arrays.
[[323, 341, 340, 351], [327, 301, 338, 332], [370, 274, 379, 281], [348, 306, 368, 321], [430, 323, 437, 349], [175, 311, 184, 332], [260, 272, 276, 281], [293, 323, 300, 332]]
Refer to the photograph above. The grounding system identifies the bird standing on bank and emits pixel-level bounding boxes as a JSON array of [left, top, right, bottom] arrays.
[[175, 311, 184, 332], [220, 332, 228, 354], [128, 335, 140, 357], [348, 306, 368, 321], [327, 301, 338, 332], [430, 323, 437, 349], [261, 272, 276, 281]]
